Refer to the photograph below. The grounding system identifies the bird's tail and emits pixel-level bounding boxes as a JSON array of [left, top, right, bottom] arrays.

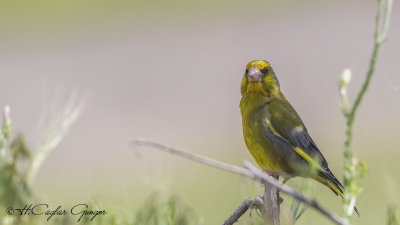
[[316, 170, 360, 216]]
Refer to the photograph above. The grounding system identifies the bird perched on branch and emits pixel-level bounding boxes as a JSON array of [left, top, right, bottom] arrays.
[[239, 60, 359, 216]]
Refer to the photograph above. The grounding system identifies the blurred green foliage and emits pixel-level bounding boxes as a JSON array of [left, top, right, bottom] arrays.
[[0, 107, 32, 225], [388, 205, 400, 225], [0, 105, 199, 225], [132, 193, 199, 225]]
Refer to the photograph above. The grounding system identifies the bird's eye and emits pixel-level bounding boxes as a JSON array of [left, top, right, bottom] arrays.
[[245, 69, 249, 73], [261, 67, 268, 73]]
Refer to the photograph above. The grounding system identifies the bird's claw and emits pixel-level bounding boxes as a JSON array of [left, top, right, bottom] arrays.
[[278, 196, 283, 205]]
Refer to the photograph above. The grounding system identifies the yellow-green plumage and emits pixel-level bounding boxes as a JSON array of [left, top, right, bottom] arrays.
[[240, 60, 359, 215]]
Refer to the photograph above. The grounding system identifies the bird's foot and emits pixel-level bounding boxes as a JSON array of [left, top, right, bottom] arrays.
[[262, 169, 294, 185], [278, 196, 283, 205], [282, 175, 294, 184], [262, 169, 284, 179]]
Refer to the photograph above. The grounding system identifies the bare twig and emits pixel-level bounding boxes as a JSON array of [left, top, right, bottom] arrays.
[[243, 162, 349, 225], [132, 139, 349, 225], [263, 177, 280, 225], [132, 139, 249, 176], [222, 199, 253, 225]]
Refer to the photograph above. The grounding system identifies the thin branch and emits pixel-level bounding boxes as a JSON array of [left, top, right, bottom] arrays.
[[222, 199, 253, 225], [243, 162, 349, 225], [132, 139, 249, 177], [263, 176, 280, 225], [132, 139, 349, 225]]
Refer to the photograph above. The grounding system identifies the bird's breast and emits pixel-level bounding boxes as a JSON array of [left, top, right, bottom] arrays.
[[242, 114, 284, 172]]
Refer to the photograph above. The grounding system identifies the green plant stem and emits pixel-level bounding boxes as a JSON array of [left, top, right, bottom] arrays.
[[342, 0, 391, 219]]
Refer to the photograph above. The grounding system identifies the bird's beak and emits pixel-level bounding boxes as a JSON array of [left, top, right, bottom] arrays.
[[247, 67, 263, 82]]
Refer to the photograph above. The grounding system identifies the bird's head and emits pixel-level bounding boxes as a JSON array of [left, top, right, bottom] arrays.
[[241, 60, 280, 96]]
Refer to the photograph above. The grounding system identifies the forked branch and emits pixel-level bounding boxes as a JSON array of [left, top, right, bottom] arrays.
[[132, 139, 349, 225]]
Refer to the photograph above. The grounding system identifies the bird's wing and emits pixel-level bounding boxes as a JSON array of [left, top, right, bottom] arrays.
[[266, 99, 326, 163], [264, 98, 359, 215], [265, 98, 344, 190]]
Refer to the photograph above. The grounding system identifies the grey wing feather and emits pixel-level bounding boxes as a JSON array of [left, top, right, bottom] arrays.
[[267, 99, 343, 189]]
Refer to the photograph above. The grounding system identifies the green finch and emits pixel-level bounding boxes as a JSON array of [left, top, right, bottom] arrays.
[[240, 60, 359, 215]]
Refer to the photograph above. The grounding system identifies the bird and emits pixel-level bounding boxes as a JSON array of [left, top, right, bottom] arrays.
[[239, 59, 359, 216]]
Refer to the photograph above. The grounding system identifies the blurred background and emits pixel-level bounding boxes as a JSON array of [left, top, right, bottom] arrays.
[[0, 0, 399, 224]]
